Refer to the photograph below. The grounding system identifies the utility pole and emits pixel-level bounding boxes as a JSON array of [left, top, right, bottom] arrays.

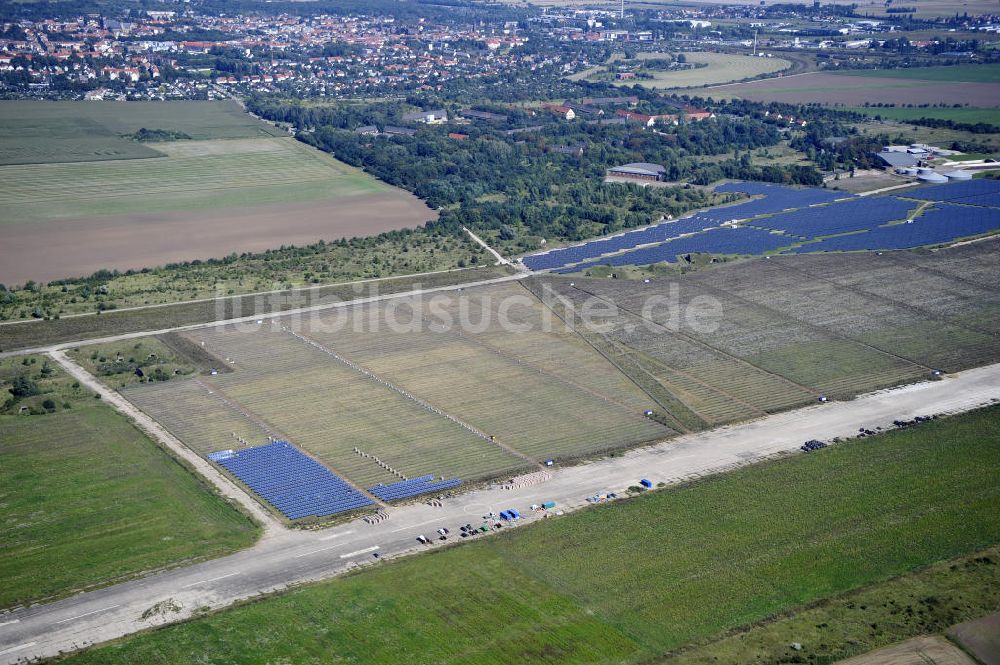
[[620, 0, 625, 20], [753, 30, 758, 56]]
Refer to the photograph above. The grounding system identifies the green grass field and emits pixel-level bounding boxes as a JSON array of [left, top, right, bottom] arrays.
[[61, 406, 1000, 664], [848, 106, 1000, 126], [835, 63, 1000, 84], [0, 100, 283, 166], [0, 137, 388, 225], [670, 546, 1000, 664], [0, 356, 259, 610]]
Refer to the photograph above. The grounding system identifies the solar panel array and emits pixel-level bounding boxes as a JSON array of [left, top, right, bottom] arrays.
[[213, 441, 374, 520], [559, 227, 793, 272], [523, 183, 849, 272], [788, 203, 1000, 253], [904, 179, 1000, 203], [752, 196, 915, 238], [952, 193, 1000, 209], [523, 182, 1000, 273], [522, 216, 717, 271], [369, 475, 462, 501]]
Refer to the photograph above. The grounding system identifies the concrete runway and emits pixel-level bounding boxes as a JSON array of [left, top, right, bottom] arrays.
[[1, 362, 997, 664]]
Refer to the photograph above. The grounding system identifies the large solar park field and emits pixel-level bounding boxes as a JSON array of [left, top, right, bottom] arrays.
[[523, 180, 1000, 273], [114, 239, 1000, 522], [121, 282, 673, 520]]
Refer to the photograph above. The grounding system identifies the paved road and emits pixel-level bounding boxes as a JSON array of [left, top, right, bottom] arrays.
[[1, 363, 997, 663]]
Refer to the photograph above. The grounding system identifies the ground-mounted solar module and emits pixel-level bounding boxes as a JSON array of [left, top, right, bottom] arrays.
[[522, 183, 853, 272], [560, 227, 794, 272], [211, 441, 374, 520], [787, 203, 1000, 254], [751, 196, 916, 238], [902, 179, 1000, 203], [369, 475, 462, 501]]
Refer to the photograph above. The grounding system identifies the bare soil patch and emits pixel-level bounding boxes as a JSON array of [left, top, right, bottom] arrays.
[[707, 72, 1000, 107], [0, 191, 435, 283], [948, 612, 1000, 665], [836, 635, 978, 665]]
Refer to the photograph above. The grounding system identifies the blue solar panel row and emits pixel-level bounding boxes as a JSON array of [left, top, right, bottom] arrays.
[[752, 196, 915, 238], [522, 215, 717, 271], [214, 441, 374, 520], [948, 193, 1000, 209], [523, 183, 850, 272], [787, 203, 1000, 253], [560, 227, 794, 272], [903, 179, 1000, 203], [369, 475, 462, 501]]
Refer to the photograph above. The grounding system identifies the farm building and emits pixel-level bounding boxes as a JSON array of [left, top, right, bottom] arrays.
[[607, 163, 666, 182], [875, 150, 921, 169], [354, 125, 379, 136], [401, 109, 448, 124], [460, 108, 508, 122], [383, 125, 417, 137]]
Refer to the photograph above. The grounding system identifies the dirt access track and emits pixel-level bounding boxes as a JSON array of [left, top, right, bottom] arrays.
[[0, 191, 434, 284]]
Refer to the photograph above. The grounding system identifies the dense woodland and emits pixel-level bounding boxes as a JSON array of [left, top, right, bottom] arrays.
[[249, 92, 834, 253]]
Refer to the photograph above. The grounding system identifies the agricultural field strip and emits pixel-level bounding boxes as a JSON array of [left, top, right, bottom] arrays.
[[777, 260, 1000, 340], [567, 281, 820, 400], [593, 313, 806, 425], [300, 315, 667, 461], [287, 328, 538, 466], [681, 274, 937, 373], [709, 260, 999, 372], [882, 250, 1000, 292], [611, 340, 769, 421], [454, 325, 655, 421], [0, 142, 345, 204]]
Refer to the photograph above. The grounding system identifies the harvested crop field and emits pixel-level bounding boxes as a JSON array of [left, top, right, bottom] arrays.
[[948, 612, 1000, 665], [0, 99, 284, 166], [0, 101, 435, 284], [0, 137, 434, 283], [0, 189, 434, 284], [705, 71, 1000, 107]]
